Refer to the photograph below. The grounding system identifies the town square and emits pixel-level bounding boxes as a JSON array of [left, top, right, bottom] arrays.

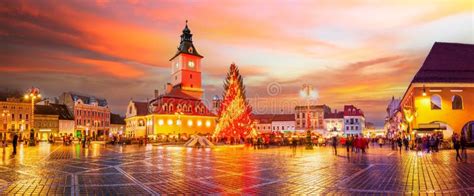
[[0, 0, 473, 195]]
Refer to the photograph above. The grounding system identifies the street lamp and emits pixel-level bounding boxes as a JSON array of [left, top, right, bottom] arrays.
[[1, 111, 10, 141], [24, 87, 41, 146], [300, 84, 318, 132], [300, 84, 317, 150]]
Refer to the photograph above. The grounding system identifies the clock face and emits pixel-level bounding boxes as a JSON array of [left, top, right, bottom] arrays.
[[188, 61, 195, 68], [188, 47, 193, 53]]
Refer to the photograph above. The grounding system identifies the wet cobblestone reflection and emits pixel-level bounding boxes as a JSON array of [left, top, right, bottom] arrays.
[[0, 143, 473, 195]]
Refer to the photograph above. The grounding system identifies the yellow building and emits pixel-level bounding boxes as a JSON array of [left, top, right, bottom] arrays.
[[0, 97, 32, 141], [400, 42, 474, 142], [125, 22, 217, 140]]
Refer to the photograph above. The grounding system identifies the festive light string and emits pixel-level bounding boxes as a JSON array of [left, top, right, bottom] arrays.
[[213, 64, 252, 139]]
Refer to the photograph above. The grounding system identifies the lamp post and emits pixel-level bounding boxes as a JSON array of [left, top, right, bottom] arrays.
[[24, 87, 41, 146], [1, 111, 10, 141], [300, 84, 317, 149]]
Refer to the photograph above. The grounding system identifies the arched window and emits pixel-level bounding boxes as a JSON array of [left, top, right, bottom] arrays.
[[452, 95, 463, 110], [169, 104, 174, 112], [430, 95, 442, 110], [162, 104, 168, 112], [183, 105, 187, 112], [177, 104, 182, 111]]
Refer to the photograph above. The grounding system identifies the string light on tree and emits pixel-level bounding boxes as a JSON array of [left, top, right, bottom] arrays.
[[213, 63, 253, 142]]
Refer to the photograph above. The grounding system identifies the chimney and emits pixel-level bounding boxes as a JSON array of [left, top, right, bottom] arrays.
[[166, 83, 172, 94], [154, 89, 159, 98]]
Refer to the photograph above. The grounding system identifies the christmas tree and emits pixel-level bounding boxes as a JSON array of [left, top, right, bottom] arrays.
[[213, 63, 253, 142]]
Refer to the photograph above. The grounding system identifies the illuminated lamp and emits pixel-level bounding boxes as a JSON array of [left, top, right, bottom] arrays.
[[205, 120, 211, 127], [422, 85, 427, 96], [187, 120, 193, 126], [197, 120, 202, 127], [158, 119, 164, 126], [177, 119, 182, 126], [167, 119, 173, 125]]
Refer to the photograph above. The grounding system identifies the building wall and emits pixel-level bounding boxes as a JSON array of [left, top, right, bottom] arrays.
[[59, 120, 75, 136], [34, 114, 59, 140], [125, 116, 146, 138], [405, 85, 474, 134], [150, 114, 216, 136], [254, 123, 272, 133], [271, 121, 295, 132], [0, 100, 32, 141], [294, 107, 328, 130], [125, 114, 216, 138], [344, 116, 365, 135], [73, 101, 110, 133], [110, 124, 125, 136], [324, 118, 344, 132]]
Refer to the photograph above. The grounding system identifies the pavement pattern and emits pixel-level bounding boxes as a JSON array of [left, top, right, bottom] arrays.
[[0, 143, 473, 195]]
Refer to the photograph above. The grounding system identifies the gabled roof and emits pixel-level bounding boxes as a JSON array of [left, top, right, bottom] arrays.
[[251, 114, 295, 123], [343, 105, 364, 117], [412, 42, 474, 83], [324, 112, 344, 119], [272, 114, 295, 122], [251, 114, 275, 124], [35, 105, 58, 115], [159, 86, 200, 101], [133, 101, 149, 116], [69, 92, 108, 107], [110, 113, 125, 125], [50, 104, 74, 120]]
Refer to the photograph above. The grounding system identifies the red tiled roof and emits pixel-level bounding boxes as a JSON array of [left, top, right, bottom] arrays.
[[412, 42, 474, 83], [134, 101, 149, 116], [159, 86, 200, 101], [324, 112, 344, 119], [251, 114, 295, 123], [251, 114, 274, 124], [343, 105, 364, 117], [272, 114, 294, 121]]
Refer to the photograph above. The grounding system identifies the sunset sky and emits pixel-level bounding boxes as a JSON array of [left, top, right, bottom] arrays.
[[1, 0, 473, 126]]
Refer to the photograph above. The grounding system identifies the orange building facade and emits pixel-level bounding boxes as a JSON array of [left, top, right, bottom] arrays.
[[400, 42, 474, 142]]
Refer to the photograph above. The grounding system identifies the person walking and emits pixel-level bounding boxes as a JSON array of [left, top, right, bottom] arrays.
[[453, 133, 462, 161], [12, 133, 18, 155], [460, 133, 467, 161], [397, 137, 402, 153], [403, 136, 409, 151], [332, 135, 338, 155], [346, 135, 352, 156], [378, 137, 383, 148]]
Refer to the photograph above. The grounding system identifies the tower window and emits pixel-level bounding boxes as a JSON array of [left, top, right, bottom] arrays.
[[175, 76, 177, 80], [190, 74, 192, 79]]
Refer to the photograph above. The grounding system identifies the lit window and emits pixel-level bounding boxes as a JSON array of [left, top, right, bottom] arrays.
[[197, 120, 202, 127], [167, 119, 173, 125], [431, 95, 442, 110], [452, 95, 463, 110], [187, 120, 193, 126], [205, 120, 211, 127]]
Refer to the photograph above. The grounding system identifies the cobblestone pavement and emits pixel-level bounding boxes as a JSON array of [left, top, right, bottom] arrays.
[[0, 143, 473, 195]]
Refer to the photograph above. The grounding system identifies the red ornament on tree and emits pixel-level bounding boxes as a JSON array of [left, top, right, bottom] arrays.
[[213, 63, 253, 142]]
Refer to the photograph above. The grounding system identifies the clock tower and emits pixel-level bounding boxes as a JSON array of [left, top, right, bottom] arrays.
[[169, 21, 204, 100]]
